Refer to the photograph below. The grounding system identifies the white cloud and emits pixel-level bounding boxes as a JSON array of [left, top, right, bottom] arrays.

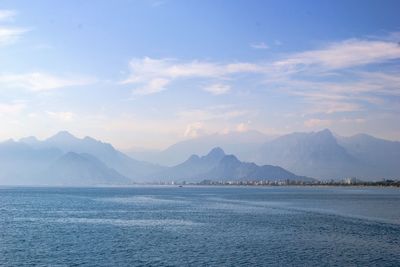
[[203, 83, 230, 95], [0, 27, 28, 45], [178, 105, 251, 122], [184, 122, 204, 138], [0, 102, 25, 116], [0, 10, 16, 21], [46, 111, 75, 122], [274, 39, 400, 71], [133, 78, 169, 95], [0, 72, 96, 91], [304, 118, 332, 128], [122, 39, 400, 96], [122, 57, 266, 95], [250, 42, 269, 49], [236, 122, 249, 132], [0, 9, 28, 45], [120, 35, 400, 130]]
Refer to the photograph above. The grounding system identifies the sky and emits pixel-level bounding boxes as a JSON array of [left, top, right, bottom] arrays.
[[0, 0, 399, 149]]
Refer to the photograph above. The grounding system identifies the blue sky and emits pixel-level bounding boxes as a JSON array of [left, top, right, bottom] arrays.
[[0, 0, 399, 149]]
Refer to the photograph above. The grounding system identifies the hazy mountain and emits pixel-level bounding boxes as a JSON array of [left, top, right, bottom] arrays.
[[337, 134, 400, 179], [2, 129, 398, 184], [149, 147, 226, 181], [253, 129, 359, 180], [127, 130, 271, 166], [203, 154, 313, 182], [41, 152, 130, 186], [0, 139, 63, 185], [150, 147, 312, 182], [253, 129, 400, 180], [20, 131, 164, 180]]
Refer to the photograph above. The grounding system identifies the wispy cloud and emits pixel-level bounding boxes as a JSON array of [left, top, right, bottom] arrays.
[[0, 27, 28, 45], [0, 102, 26, 116], [0, 9, 28, 45], [133, 78, 169, 95], [0, 72, 96, 91], [123, 38, 400, 97], [203, 83, 231, 95], [304, 118, 333, 128], [274, 39, 400, 71], [184, 122, 204, 138], [250, 42, 269, 49], [46, 111, 75, 121], [177, 105, 251, 122], [121, 35, 400, 123], [121, 57, 266, 95], [0, 10, 17, 21]]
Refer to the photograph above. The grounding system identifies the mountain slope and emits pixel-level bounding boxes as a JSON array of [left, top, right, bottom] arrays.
[[150, 147, 312, 182], [149, 147, 225, 181], [128, 130, 271, 166], [201, 154, 313, 182], [337, 134, 400, 179], [41, 152, 130, 185], [20, 131, 164, 181], [0, 139, 63, 185], [253, 129, 360, 180]]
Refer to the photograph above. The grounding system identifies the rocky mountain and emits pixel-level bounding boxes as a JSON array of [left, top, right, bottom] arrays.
[[1, 129, 398, 185], [20, 131, 164, 181], [252, 129, 400, 180], [149, 147, 226, 181], [149, 147, 312, 182], [0, 139, 63, 185], [41, 152, 130, 186], [126, 130, 271, 166], [337, 133, 400, 179], [0, 131, 165, 185]]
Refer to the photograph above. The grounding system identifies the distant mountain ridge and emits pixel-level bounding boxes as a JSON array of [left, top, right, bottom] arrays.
[[42, 152, 130, 185], [0, 129, 398, 185], [0, 131, 165, 185], [126, 130, 272, 166], [149, 147, 313, 182], [129, 129, 400, 181], [20, 131, 164, 181], [251, 129, 400, 180]]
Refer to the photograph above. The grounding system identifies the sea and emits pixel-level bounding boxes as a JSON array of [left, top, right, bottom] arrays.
[[0, 186, 399, 266]]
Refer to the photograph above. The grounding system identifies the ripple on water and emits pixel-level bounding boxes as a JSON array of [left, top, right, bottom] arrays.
[[98, 195, 190, 205], [14, 217, 201, 228]]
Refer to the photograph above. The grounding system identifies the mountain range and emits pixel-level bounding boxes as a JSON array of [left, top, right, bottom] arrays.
[[147, 147, 311, 182], [0, 132, 163, 185], [125, 130, 272, 166], [0, 129, 398, 185], [129, 129, 400, 181]]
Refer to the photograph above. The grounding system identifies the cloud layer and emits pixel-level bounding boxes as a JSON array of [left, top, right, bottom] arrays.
[[0, 72, 96, 91]]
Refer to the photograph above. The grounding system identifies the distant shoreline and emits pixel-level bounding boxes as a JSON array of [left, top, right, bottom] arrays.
[[1, 183, 399, 189]]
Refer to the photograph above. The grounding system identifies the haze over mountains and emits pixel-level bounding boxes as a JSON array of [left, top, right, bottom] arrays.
[[0, 129, 398, 185], [130, 129, 400, 181], [147, 147, 311, 182], [125, 130, 272, 166]]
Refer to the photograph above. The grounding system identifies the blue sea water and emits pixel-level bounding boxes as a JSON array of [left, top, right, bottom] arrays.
[[0, 186, 399, 266]]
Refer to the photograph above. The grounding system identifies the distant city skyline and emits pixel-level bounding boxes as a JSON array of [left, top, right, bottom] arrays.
[[0, 0, 399, 149]]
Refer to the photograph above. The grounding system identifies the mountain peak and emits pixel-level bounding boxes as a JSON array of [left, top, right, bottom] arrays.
[[47, 131, 78, 142], [54, 130, 75, 138], [316, 128, 333, 136], [204, 147, 225, 161], [19, 136, 39, 145], [313, 129, 336, 141], [188, 154, 200, 161]]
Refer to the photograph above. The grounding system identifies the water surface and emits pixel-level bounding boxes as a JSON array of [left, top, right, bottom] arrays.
[[1, 186, 399, 266]]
